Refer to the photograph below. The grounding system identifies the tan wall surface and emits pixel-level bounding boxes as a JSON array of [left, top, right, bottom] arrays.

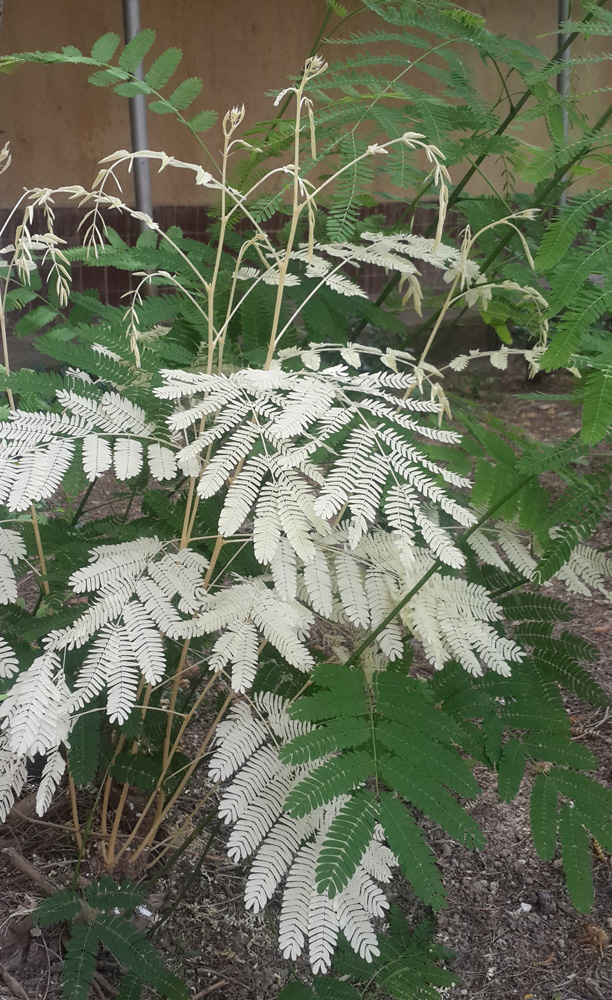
[[0, 1, 609, 208]]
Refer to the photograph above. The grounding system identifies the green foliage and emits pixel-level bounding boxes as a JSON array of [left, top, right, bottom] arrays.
[[64, 921, 99, 1000], [497, 739, 526, 802], [333, 910, 457, 999], [36, 882, 187, 1000], [67, 711, 102, 785], [35, 889, 81, 927], [530, 773, 559, 862], [379, 793, 447, 910], [94, 914, 188, 1000], [558, 803, 594, 913], [316, 790, 377, 897]]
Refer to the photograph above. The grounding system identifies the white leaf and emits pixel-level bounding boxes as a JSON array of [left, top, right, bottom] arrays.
[[82, 434, 112, 482], [210, 619, 260, 694], [218, 456, 269, 536], [253, 482, 282, 564], [271, 538, 298, 601], [0, 527, 26, 563], [122, 601, 167, 685], [148, 442, 177, 481], [0, 554, 17, 604], [0, 746, 27, 823], [0, 652, 70, 756], [302, 547, 333, 617], [36, 746, 66, 816], [335, 552, 370, 629], [8, 439, 75, 511], [0, 637, 18, 678], [113, 438, 143, 480]]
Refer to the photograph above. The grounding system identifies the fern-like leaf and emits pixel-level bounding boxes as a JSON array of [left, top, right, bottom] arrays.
[[63, 921, 99, 1000], [316, 791, 377, 898], [530, 773, 559, 861], [35, 888, 81, 927], [379, 792, 447, 911], [284, 751, 373, 819], [558, 803, 594, 913]]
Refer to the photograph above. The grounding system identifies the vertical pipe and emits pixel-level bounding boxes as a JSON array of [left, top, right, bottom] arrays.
[[123, 0, 153, 231], [557, 0, 571, 206]]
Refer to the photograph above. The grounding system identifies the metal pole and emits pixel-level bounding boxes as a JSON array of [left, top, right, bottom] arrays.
[[557, 0, 571, 206], [122, 0, 153, 231]]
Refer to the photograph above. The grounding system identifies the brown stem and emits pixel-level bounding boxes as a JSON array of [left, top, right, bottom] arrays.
[[67, 776, 83, 849], [112, 670, 221, 866], [30, 505, 50, 597], [127, 692, 233, 865]]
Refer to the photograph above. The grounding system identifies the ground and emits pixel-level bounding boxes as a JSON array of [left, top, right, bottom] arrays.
[[1, 360, 611, 1000]]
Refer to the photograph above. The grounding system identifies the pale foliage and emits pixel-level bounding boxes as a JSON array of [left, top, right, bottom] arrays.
[[209, 693, 396, 973]]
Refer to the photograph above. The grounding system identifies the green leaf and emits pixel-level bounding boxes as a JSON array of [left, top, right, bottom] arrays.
[[542, 287, 612, 370], [316, 790, 377, 898], [91, 32, 121, 63], [110, 752, 163, 792], [284, 751, 373, 818], [558, 803, 594, 912], [147, 98, 175, 115], [165, 77, 203, 110], [94, 914, 188, 1000], [68, 711, 101, 785], [313, 979, 361, 1000], [116, 973, 143, 1000], [379, 793, 447, 911], [375, 675, 469, 750], [498, 593, 572, 622], [279, 718, 370, 766], [581, 366, 612, 444], [88, 67, 130, 87], [376, 718, 480, 798], [549, 768, 612, 825], [380, 755, 485, 849], [523, 733, 597, 771], [4, 286, 38, 311], [114, 80, 152, 97], [535, 191, 612, 271], [533, 652, 607, 705], [14, 305, 59, 337], [35, 888, 80, 927], [64, 921, 99, 1000], [278, 986, 315, 1000], [530, 773, 558, 861], [188, 109, 219, 132], [497, 739, 526, 802], [516, 435, 586, 475], [118, 29, 156, 73], [289, 692, 367, 723], [145, 48, 183, 90], [84, 877, 145, 913]]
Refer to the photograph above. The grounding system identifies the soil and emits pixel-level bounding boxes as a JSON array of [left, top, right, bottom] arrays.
[[1, 365, 611, 1000]]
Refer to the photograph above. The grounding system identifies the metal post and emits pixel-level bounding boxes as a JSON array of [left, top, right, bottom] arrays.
[[122, 0, 153, 231], [557, 0, 571, 206]]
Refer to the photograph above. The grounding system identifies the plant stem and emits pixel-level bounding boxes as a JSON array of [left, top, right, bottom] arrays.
[[70, 480, 96, 527], [67, 776, 83, 849], [30, 505, 50, 597], [127, 693, 233, 865], [112, 672, 223, 865]]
